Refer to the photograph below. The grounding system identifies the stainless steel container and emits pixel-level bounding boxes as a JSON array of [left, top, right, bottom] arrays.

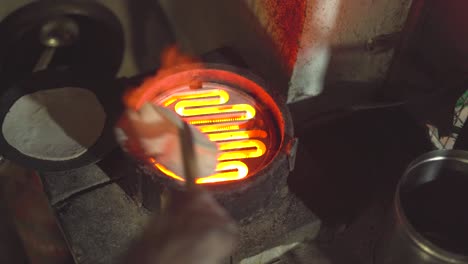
[[376, 150, 468, 264]]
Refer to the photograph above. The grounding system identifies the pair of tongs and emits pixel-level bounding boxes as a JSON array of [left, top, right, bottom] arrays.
[[179, 121, 197, 190]]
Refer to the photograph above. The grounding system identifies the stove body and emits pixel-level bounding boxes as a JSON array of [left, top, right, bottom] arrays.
[[36, 62, 318, 263]]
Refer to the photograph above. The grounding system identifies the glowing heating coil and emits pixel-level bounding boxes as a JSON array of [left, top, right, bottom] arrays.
[[153, 85, 271, 184]]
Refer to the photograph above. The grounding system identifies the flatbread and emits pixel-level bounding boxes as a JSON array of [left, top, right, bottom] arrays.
[[2, 87, 106, 161]]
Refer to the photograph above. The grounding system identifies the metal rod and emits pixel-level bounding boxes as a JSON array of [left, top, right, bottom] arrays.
[[180, 122, 197, 189], [33, 47, 55, 72]]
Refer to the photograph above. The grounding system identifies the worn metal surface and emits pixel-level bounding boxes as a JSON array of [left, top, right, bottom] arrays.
[[96, 0, 173, 77], [326, 0, 413, 81], [157, 0, 413, 103], [288, 0, 413, 102], [158, 0, 292, 98]]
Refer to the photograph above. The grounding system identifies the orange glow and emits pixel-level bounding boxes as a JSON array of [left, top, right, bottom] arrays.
[[152, 83, 275, 184], [150, 158, 185, 182], [162, 89, 229, 107], [198, 124, 241, 133], [176, 103, 256, 119], [207, 130, 267, 142], [120, 47, 281, 184], [123, 46, 202, 110], [188, 116, 253, 125], [153, 160, 249, 184], [218, 140, 267, 160], [196, 161, 249, 184]]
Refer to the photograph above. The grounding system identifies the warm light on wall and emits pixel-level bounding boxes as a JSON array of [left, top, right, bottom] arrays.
[[152, 83, 278, 184]]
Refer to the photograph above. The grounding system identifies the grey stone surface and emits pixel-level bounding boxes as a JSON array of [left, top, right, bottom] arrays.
[[232, 186, 320, 262], [55, 182, 149, 264], [42, 164, 114, 206]]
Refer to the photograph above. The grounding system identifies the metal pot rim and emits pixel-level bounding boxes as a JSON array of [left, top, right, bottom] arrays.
[[396, 149, 468, 263]]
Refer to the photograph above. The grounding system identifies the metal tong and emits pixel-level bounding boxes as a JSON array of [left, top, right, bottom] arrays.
[[179, 121, 197, 190]]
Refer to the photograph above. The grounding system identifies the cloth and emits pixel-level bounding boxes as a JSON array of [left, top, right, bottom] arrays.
[[116, 103, 218, 179]]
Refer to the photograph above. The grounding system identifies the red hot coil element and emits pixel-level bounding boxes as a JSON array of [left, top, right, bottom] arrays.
[[152, 83, 280, 184]]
